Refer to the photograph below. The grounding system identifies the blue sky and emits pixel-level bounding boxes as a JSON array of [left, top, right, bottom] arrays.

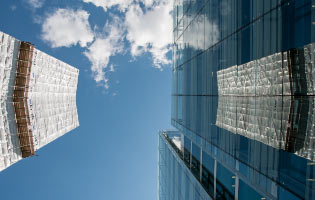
[[0, 0, 173, 199]]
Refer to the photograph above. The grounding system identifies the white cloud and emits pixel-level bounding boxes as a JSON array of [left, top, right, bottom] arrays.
[[10, 5, 17, 11], [83, 17, 124, 88], [82, 0, 160, 10], [33, 14, 43, 24], [41, 8, 94, 48], [81, 0, 174, 68], [139, 0, 155, 7], [109, 64, 115, 72], [26, 0, 44, 9], [183, 15, 219, 50], [82, 0, 133, 12], [39, 0, 174, 89], [125, 1, 173, 68]]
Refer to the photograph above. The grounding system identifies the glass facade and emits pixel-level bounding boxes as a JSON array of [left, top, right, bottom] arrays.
[[216, 96, 315, 161], [159, 0, 315, 199], [158, 131, 211, 200], [160, 128, 315, 200]]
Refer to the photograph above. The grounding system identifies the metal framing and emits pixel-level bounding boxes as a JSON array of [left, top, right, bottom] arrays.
[[13, 41, 35, 158]]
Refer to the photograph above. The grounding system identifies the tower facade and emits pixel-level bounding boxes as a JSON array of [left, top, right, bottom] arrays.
[[160, 0, 315, 199], [0, 31, 79, 171]]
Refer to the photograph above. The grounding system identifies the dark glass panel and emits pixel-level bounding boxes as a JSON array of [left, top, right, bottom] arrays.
[[191, 143, 201, 179]]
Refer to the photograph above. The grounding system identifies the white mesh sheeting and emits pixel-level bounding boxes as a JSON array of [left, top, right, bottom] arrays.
[[217, 53, 285, 96], [0, 31, 22, 171], [28, 49, 79, 150], [0, 31, 79, 172]]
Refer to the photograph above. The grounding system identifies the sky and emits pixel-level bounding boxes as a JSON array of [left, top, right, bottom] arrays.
[[0, 0, 173, 199]]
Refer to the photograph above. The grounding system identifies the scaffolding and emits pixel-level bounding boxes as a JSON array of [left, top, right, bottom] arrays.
[[13, 41, 35, 158]]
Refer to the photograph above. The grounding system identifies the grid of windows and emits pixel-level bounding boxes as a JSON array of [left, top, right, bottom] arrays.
[[159, 131, 270, 200], [158, 131, 210, 200], [168, 0, 315, 199]]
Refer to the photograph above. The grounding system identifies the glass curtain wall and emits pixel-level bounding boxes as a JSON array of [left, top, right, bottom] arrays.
[[169, 0, 315, 199]]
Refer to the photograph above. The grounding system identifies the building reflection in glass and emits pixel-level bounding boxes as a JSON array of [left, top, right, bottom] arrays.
[[216, 96, 315, 161], [166, 0, 315, 199], [217, 43, 315, 96]]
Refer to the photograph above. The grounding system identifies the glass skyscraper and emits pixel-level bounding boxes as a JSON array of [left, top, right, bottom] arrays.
[[159, 0, 315, 199]]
